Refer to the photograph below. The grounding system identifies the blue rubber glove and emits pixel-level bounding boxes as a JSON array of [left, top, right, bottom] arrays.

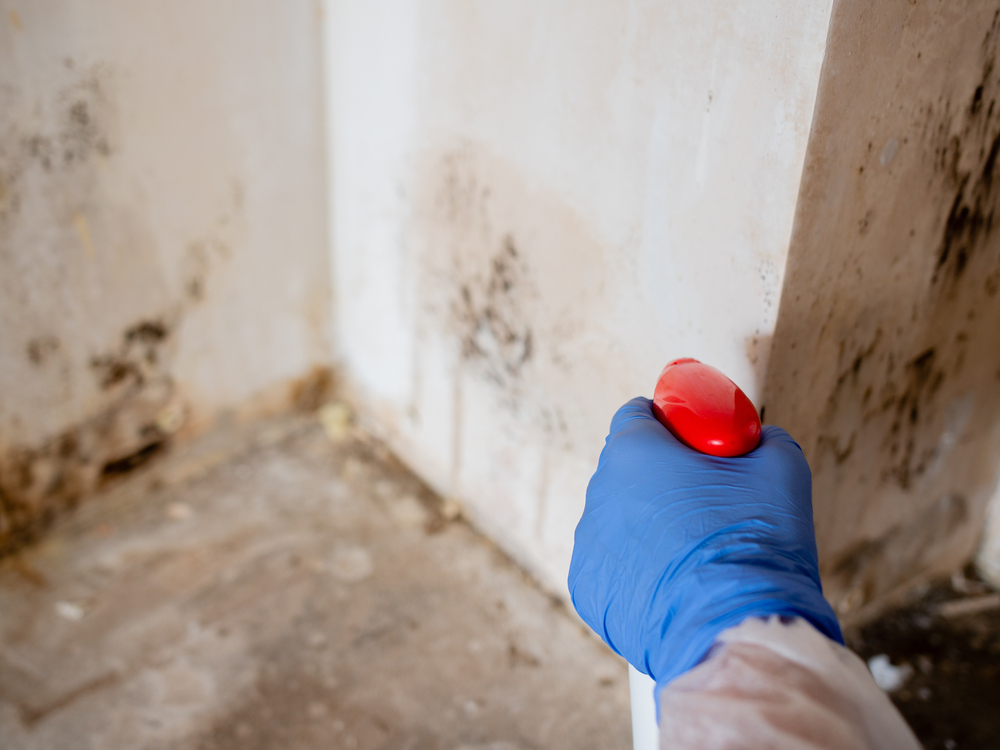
[[568, 397, 843, 696]]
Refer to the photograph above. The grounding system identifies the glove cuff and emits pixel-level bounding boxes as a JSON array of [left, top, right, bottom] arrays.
[[642, 564, 843, 690]]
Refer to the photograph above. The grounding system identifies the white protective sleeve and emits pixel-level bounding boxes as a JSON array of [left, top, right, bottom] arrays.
[[658, 616, 923, 750]]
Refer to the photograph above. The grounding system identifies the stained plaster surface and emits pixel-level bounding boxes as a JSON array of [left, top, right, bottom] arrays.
[[0, 1, 330, 552], [322, 0, 834, 598], [0, 417, 630, 750], [765, 0, 1000, 613]]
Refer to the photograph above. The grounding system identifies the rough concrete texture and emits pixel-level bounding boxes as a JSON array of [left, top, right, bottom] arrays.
[[0, 417, 631, 750], [0, 1, 330, 553], [764, 0, 1000, 617]]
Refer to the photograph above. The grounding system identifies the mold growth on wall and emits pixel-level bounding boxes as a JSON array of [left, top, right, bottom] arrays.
[[408, 143, 615, 499], [456, 234, 534, 388], [425, 148, 539, 399], [0, 62, 116, 218], [0, 318, 184, 557], [1, 1, 331, 559], [817, 10, 1000, 494], [0, 57, 257, 557], [0, 59, 183, 555], [1, 67, 224, 554], [416, 145, 610, 418], [764, 0, 1000, 615]]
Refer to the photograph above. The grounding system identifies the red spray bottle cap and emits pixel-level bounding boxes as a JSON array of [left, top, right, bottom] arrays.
[[652, 358, 761, 457]]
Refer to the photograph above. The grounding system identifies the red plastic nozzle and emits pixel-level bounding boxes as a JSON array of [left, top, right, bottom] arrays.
[[652, 358, 761, 457]]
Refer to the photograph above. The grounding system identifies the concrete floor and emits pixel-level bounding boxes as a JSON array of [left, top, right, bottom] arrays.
[[845, 569, 1000, 750], [0, 417, 631, 750]]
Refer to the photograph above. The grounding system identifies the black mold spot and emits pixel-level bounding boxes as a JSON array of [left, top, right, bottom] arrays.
[[59, 80, 112, 166], [456, 234, 534, 386], [69, 100, 89, 127], [90, 319, 170, 390], [125, 319, 168, 344], [932, 38, 1000, 287], [26, 337, 59, 366], [99, 441, 165, 480], [880, 348, 945, 488], [90, 357, 141, 389], [828, 330, 881, 403], [858, 209, 874, 236], [972, 85, 985, 115], [819, 322, 955, 491], [2, 64, 114, 204], [23, 134, 54, 172], [181, 240, 217, 303], [186, 278, 204, 301]]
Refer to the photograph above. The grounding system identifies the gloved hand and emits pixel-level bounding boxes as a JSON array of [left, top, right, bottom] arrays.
[[568, 397, 843, 695]]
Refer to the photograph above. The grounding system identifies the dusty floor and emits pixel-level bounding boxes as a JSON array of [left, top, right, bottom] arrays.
[[845, 567, 1000, 750], [0, 417, 631, 750]]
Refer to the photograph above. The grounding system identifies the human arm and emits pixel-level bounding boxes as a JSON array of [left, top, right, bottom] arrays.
[[568, 397, 921, 749]]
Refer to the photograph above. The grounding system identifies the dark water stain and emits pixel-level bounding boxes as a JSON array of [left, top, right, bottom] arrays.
[[12, 65, 114, 176], [766, 1, 1000, 613], [0, 409, 174, 558]]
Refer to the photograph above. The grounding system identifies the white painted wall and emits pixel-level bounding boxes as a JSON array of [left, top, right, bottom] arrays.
[[0, 1, 330, 538], [323, 0, 833, 592]]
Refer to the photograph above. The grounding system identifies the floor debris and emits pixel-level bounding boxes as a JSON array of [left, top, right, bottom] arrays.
[[867, 654, 913, 692], [846, 566, 1000, 749]]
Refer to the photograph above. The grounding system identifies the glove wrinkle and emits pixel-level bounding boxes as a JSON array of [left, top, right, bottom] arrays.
[[569, 397, 845, 705]]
